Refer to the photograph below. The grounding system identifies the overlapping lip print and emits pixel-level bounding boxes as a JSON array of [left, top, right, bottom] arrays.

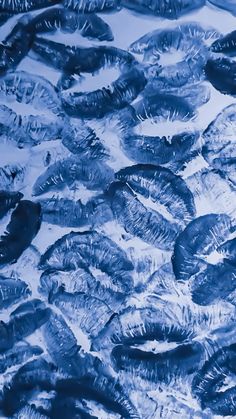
[[0, 0, 236, 417]]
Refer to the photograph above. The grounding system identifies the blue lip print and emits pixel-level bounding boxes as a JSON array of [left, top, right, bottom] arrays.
[[192, 343, 236, 415], [0, 72, 63, 116], [31, 39, 146, 118], [143, 36, 207, 91], [172, 213, 235, 281], [0, 302, 50, 352], [203, 104, 236, 142], [92, 304, 195, 352], [190, 261, 236, 305], [63, 0, 121, 13], [0, 71, 65, 148], [111, 342, 205, 384], [121, 0, 205, 18], [33, 157, 114, 195], [107, 181, 180, 249], [32, 39, 136, 74], [42, 312, 79, 373], [39, 268, 125, 311], [55, 375, 141, 418], [205, 57, 236, 96], [38, 196, 113, 227], [203, 104, 236, 146], [0, 17, 34, 75], [38, 233, 87, 271], [0, 200, 41, 266], [10, 298, 46, 316], [121, 131, 198, 170], [0, 105, 64, 148], [120, 95, 198, 170], [208, 0, 236, 16], [10, 404, 50, 418], [132, 24, 215, 100], [0, 190, 23, 219], [30, 8, 114, 41], [62, 120, 108, 159], [43, 314, 104, 377], [116, 164, 196, 224], [0, 342, 43, 374], [61, 67, 147, 119], [130, 23, 221, 53], [211, 30, 236, 55], [49, 288, 114, 338], [39, 268, 95, 296], [0, 277, 31, 309], [145, 57, 205, 92], [0, 165, 25, 191], [144, 83, 211, 110], [39, 231, 134, 292], [143, 24, 211, 100], [134, 93, 195, 122], [1, 357, 57, 416], [0, 0, 60, 13], [174, 83, 211, 108], [92, 298, 236, 352], [49, 396, 99, 419], [202, 104, 236, 185], [217, 237, 236, 264]]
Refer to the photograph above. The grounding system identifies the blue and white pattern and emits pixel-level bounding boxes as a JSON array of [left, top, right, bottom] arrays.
[[0, 1, 236, 417]]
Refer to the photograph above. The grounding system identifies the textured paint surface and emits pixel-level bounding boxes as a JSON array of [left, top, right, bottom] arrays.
[[0, 1, 236, 418]]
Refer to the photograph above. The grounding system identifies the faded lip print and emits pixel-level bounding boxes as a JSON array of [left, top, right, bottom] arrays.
[[1, 1, 236, 418]]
